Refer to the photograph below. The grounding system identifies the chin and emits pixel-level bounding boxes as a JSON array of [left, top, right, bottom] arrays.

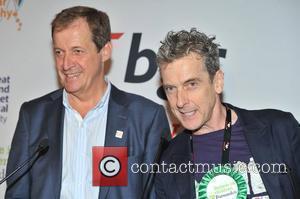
[[180, 123, 197, 131], [64, 86, 80, 94], [180, 119, 203, 131]]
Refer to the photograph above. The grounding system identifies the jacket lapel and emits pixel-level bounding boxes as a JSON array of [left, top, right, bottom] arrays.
[[46, 90, 64, 198], [172, 155, 195, 198], [99, 85, 128, 199], [171, 133, 195, 199], [233, 105, 282, 198], [103, 91, 128, 148]]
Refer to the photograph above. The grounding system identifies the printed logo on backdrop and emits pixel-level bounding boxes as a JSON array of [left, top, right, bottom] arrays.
[[0, 76, 10, 125], [0, 0, 24, 31]]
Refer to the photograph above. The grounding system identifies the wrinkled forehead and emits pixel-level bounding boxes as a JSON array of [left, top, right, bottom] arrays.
[[160, 52, 207, 72]]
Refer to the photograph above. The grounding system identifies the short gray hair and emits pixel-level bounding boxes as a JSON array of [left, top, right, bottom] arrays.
[[157, 28, 220, 79]]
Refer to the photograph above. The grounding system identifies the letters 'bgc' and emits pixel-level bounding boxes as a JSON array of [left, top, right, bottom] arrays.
[[92, 147, 128, 186]]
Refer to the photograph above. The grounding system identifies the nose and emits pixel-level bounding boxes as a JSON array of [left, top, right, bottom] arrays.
[[62, 53, 74, 71], [176, 88, 188, 108]]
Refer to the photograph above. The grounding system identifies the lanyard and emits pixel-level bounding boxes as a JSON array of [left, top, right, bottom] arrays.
[[190, 106, 232, 165], [221, 106, 232, 165]]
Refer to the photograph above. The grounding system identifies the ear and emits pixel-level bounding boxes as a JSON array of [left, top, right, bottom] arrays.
[[100, 41, 112, 62], [213, 69, 224, 94]]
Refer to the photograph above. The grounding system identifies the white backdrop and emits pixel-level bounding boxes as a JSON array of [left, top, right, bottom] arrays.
[[1, 0, 299, 197]]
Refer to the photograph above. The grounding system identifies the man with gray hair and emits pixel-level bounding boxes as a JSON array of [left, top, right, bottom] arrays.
[[155, 28, 300, 198]]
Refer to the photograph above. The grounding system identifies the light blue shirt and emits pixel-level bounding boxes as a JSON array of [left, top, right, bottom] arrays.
[[60, 81, 111, 199]]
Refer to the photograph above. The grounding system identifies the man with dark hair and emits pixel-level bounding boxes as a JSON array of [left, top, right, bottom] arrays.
[[5, 6, 169, 198], [155, 28, 300, 198]]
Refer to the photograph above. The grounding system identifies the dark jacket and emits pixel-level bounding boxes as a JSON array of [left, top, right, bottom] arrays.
[[155, 104, 300, 199], [5, 85, 170, 199]]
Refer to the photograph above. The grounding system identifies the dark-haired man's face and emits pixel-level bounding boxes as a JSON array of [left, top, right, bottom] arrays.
[[160, 52, 224, 134], [52, 18, 111, 97]]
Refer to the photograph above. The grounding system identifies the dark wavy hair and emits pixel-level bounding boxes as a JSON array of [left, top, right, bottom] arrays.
[[51, 6, 111, 52], [157, 28, 220, 80]]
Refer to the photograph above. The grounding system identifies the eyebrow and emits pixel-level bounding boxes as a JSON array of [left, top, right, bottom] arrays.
[[183, 78, 201, 84], [53, 47, 64, 52], [162, 83, 175, 88], [72, 46, 84, 49], [162, 77, 202, 88]]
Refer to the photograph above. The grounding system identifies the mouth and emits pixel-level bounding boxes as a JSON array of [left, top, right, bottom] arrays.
[[64, 72, 80, 80], [179, 110, 197, 117]]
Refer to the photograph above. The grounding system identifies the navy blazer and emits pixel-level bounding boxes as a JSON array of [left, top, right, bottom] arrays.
[[155, 104, 300, 199], [5, 85, 170, 199]]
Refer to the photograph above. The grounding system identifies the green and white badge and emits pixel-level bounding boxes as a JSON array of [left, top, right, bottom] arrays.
[[197, 165, 247, 199]]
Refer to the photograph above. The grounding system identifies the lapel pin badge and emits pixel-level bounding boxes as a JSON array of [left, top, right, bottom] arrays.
[[115, 130, 123, 139]]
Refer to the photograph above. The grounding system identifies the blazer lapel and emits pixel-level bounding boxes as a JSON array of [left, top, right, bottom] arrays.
[[99, 85, 128, 199], [235, 106, 282, 198], [171, 133, 195, 199], [172, 155, 195, 199], [46, 90, 64, 198], [103, 102, 128, 148]]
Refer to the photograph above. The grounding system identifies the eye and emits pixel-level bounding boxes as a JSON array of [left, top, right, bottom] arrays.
[[189, 81, 197, 87], [73, 48, 84, 55], [185, 80, 199, 89], [54, 49, 63, 57], [164, 85, 176, 94]]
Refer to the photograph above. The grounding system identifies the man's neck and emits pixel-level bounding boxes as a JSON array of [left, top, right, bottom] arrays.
[[67, 80, 108, 118], [193, 103, 238, 135]]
